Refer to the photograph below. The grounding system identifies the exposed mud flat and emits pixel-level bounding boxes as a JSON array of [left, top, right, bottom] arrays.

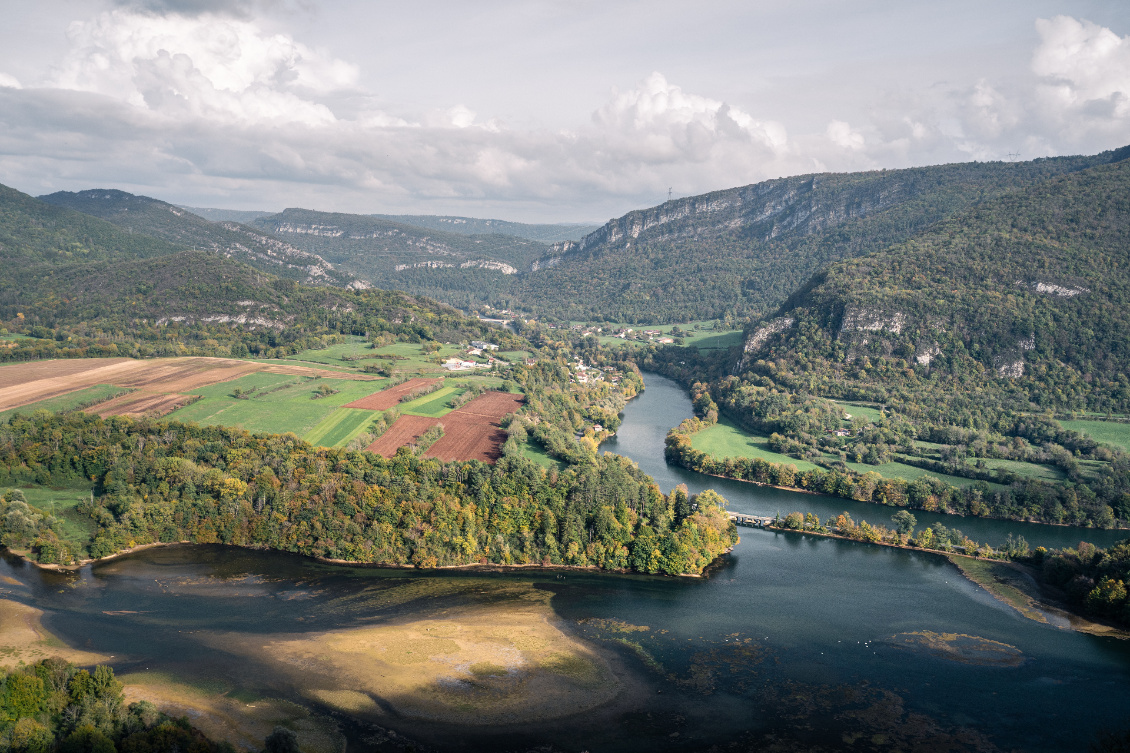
[[120, 672, 344, 753], [202, 581, 630, 727], [0, 597, 107, 669], [888, 631, 1025, 667]]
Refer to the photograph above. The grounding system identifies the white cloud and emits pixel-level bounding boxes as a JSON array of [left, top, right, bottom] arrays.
[[47, 10, 357, 126], [0, 10, 1128, 220], [1033, 15, 1130, 116]]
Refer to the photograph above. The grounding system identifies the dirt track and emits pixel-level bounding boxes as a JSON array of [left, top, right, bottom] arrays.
[[366, 391, 524, 463], [345, 378, 444, 411]]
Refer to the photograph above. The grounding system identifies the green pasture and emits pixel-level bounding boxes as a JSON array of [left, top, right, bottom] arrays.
[[1, 483, 97, 552], [168, 372, 387, 439], [303, 408, 375, 448], [690, 419, 820, 472], [1060, 419, 1130, 452], [0, 384, 131, 421], [520, 440, 565, 471], [690, 418, 1002, 490], [968, 457, 1066, 483], [836, 402, 883, 423], [399, 385, 466, 417]]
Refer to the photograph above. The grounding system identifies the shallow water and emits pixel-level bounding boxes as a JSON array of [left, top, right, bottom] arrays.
[[0, 372, 1127, 752]]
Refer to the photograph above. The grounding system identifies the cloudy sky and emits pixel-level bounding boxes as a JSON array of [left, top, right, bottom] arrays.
[[0, 1, 1127, 222]]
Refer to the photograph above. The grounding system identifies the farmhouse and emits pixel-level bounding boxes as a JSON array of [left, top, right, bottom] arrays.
[[471, 340, 499, 351]]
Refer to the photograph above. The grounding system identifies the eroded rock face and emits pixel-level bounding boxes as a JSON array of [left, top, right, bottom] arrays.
[[915, 342, 942, 367], [998, 360, 1025, 378], [531, 172, 903, 269], [840, 306, 906, 336], [736, 317, 796, 370]]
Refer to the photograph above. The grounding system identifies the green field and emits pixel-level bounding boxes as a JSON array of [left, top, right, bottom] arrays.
[[1061, 419, 1130, 452], [520, 440, 565, 471], [691, 418, 1003, 490], [968, 457, 1066, 483], [0, 384, 132, 421], [167, 373, 387, 441], [1, 484, 97, 553], [399, 386, 466, 417], [835, 402, 883, 423], [690, 419, 821, 471], [303, 408, 375, 447]]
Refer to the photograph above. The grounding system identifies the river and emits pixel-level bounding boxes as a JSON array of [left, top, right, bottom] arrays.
[[2, 372, 1128, 752]]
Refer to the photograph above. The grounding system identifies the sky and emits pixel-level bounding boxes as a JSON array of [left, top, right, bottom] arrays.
[[0, 1, 1127, 223]]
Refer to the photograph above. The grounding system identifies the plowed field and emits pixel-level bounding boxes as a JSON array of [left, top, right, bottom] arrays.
[[92, 392, 199, 418], [367, 392, 524, 463], [345, 378, 444, 411], [365, 416, 442, 457]]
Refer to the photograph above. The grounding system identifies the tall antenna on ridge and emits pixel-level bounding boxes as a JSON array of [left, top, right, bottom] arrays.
[[667, 187, 673, 201], [1006, 151, 1021, 162]]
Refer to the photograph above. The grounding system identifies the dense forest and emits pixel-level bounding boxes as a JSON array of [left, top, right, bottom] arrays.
[[0, 412, 736, 576], [0, 657, 234, 753]]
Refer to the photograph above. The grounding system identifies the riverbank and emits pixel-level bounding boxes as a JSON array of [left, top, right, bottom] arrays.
[[763, 522, 1130, 640]]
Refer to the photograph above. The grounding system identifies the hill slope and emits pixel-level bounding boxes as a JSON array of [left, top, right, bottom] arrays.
[[0, 184, 510, 359], [39, 190, 359, 288], [0, 183, 182, 265], [732, 157, 1130, 412], [512, 148, 1128, 322], [250, 209, 549, 296]]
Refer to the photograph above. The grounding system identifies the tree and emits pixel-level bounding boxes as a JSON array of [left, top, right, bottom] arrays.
[[891, 510, 917, 537], [264, 727, 300, 753]]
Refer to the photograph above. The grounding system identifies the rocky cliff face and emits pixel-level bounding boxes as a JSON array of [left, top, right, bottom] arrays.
[[534, 172, 905, 269]]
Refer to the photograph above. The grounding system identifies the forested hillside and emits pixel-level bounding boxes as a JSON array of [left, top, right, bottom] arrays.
[[736, 157, 1130, 413], [39, 189, 358, 287], [0, 185, 514, 361], [507, 148, 1127, 322], [0, 183, 181, 264]]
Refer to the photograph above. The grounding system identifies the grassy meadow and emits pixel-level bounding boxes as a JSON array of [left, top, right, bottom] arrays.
[[1060, 419, 1130, 453]]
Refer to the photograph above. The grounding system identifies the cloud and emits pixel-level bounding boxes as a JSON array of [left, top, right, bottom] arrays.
[[48, 10, 357, 125], [0, 10, 1127, 219]]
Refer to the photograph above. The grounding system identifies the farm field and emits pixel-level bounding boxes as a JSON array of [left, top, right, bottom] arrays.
[[281, 338, 470, 377], [169, 372, 389, 444], [93, 391, 198, 418], [0, 357, 373, 417], [365, 415, 441, 457], [1060, 419, 1130, 452], [965, 457, 1066, 483], [345, 378, 443, 411], [367, 391, 523, 463], [834, 402, 884, 423], [0, 384, 131, 421], [399, 386, 465, 417]]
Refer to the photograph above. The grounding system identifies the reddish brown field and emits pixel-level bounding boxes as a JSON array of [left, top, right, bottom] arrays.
[[92, 392, 198, 418], [345, 378, 443, 411], [366, 391, 524, 463], [365, 415, 442, 457]]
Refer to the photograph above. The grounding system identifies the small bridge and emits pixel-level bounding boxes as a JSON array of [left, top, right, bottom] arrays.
[[728, 513, 775, 528]]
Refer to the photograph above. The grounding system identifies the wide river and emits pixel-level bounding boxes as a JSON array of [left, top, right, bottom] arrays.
[[3, 372, 1128, 752]]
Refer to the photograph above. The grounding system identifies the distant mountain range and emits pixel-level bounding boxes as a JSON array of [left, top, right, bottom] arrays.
[[40, 190, 360, 288], [0, 183, 502, 353]]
